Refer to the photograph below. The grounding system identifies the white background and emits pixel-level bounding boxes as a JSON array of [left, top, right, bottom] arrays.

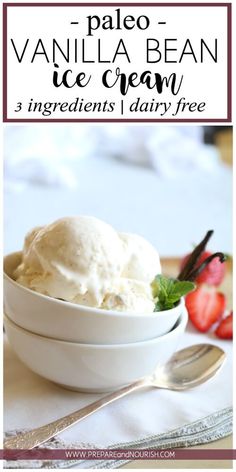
[[6, 4, 228, 120]]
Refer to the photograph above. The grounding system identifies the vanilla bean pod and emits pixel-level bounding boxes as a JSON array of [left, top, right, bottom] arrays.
[[185, 252, 227, 281], [178, 230, 214, 281]]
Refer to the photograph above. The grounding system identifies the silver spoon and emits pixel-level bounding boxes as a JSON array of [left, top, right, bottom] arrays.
[[4, 343, 225, 450]]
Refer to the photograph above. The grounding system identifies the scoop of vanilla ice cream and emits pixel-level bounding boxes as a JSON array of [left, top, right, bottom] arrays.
[[14, 226, 44, 280], [120, 232, 161, 283], [101, 278, 155, 313], [23, 226, 44, 253], [15, 216, 161, 313], [15, 216, 126, 306]]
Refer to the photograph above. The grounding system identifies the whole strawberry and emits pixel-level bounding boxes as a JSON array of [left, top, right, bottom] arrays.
[[180, 251, 226, 287]]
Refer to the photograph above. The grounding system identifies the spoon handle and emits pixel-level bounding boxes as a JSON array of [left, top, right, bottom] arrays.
[[4, 377, 150, 450]]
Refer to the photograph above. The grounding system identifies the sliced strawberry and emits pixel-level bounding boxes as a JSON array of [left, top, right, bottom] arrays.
[[180, 251, 226, 286], [185, 285, 226, 332], [215, 311, 233, 339]]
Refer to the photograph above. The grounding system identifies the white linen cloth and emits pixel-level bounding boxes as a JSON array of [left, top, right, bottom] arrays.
[[4, 324, 232, 454]]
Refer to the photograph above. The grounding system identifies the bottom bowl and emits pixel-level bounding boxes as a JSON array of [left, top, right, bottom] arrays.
[[4, 308, 188, 393]]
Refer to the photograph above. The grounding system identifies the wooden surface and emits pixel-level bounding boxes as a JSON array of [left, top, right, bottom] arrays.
[[215, 128, 233, 167], [122, 256, 233, 470]]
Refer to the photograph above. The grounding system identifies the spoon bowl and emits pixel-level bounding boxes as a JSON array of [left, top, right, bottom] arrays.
[[151, 344, 226, 390]]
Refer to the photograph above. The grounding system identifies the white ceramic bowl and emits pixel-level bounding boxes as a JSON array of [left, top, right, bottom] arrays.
[[4, 252, 184, 344], [4, 308, 188, 392]]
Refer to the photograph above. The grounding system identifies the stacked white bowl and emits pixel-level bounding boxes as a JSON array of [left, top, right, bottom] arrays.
[[4, 252, 188, 392]]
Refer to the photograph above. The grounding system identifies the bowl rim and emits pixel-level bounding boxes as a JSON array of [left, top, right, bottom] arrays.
[[4, 251, 184, 319], [4, 308, 188, 350]]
